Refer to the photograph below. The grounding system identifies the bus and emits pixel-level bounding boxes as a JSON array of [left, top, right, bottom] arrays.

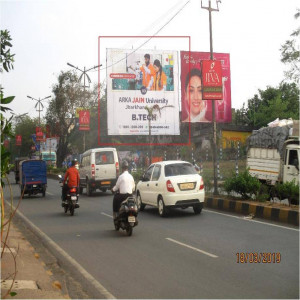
[[41, 151, 57, 167]]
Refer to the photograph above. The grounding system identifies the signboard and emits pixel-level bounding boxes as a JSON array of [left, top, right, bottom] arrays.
[[16, 135, 22, 146], [106, 49, 180, 135], [202, 60, 223, 100], [79, 110, 90, 131], [36, 127, 44, 141], [180, 51, 231, 123]]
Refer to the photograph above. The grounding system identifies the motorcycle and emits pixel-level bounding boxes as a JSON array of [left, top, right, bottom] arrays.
[[58, 175, 79, 216], [114, 195, 138, 236]]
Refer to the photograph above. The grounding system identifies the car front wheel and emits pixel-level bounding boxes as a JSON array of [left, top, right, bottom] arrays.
[[137, 192, 145, 211]]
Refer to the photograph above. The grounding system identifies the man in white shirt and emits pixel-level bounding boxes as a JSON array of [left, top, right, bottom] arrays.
[[112, 160, 135, 219]]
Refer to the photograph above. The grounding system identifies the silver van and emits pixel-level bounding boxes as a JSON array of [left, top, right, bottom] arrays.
[[79, 148, 119, 196]]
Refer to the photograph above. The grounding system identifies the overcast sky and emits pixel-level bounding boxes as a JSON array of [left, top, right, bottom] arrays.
[[1, 0, 299, 120]]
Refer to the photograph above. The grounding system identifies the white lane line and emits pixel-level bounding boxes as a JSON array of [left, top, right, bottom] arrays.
[[101, 212, 113, 218], [166, 238, 218, 258], [203, 209, 299, 232], [46, 192, 54, 196]]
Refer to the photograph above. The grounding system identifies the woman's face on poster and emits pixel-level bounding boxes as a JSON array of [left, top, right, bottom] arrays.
[[185, 75, 206, 117]]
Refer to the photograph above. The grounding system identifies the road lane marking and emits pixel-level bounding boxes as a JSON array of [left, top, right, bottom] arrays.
[[166, 238, 218, 258], [46, 192, 54, 196], [203, 209, 299, 232], [101, 212, 113, 218]]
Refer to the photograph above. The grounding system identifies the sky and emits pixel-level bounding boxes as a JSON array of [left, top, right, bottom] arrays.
[[1, 0, 299, 120]]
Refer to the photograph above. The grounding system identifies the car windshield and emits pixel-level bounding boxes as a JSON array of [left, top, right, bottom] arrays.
[[165, 163, 198, 177]]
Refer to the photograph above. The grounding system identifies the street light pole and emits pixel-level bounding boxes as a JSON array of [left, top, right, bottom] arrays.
[[27, 95, 51, 157], [201, 0, 221, 195], [67, 62, 102, 152]]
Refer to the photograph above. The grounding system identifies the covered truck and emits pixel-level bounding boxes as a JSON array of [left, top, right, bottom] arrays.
[[19, 159, 47, 197], [246, 120, 299, 185]]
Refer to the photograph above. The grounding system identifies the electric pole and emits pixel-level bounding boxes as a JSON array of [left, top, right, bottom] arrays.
[[67, 62, 102, 152], [201, 0, 221, 195], [27, 95, 51, 157]]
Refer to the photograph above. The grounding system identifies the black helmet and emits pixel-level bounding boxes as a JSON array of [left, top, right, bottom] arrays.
[[71, 159, 77, 166], [122, 160, 129, 168]]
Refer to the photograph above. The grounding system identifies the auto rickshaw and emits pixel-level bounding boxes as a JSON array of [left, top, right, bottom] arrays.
[[19, 159, 47, 197]]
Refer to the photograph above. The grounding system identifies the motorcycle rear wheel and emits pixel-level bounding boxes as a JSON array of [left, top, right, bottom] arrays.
[[126, 226, 133, 236], [70, 205, 75, 216], [64, 205, 68, 213]]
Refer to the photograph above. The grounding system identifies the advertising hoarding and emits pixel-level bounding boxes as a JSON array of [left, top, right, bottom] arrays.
[[181, 51, 232, 123], [16, 135, 22, 146], [79, 110, 90, 131], [106, 48, 180, 135]]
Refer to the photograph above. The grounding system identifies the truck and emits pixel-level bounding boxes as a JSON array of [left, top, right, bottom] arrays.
[[246, 120, 299, 186]]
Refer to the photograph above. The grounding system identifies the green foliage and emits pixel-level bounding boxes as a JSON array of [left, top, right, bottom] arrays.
[[223, 169, 261, 199], [275, 180, 299, 205], [280, 9, 300, 83], [131, 168, 144, 184], [0, 29, 15, 72], [1, 30, 15, 185], [235, 83, 299, 128]]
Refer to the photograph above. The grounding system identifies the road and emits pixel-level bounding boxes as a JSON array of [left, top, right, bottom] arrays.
[[4, 174, 299, 299]]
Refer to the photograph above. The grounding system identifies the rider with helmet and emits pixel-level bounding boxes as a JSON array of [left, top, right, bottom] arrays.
[[112, 160, 135, 219]]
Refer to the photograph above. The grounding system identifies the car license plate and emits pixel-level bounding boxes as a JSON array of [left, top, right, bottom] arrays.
[[128, 216, 135, 223], [101, 181, 111, 185], [71, 196, 77, 200], [179, 183, 194, 190]]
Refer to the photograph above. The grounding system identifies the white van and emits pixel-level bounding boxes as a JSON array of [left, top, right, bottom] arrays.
[[79, 148, 119, 196]]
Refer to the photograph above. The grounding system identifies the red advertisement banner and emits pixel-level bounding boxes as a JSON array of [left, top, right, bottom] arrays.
[[79, 110, 90, 131], [202, 60, 223, 100], [16, 135, 22, 146], [36, 127, 44, 141], [181, 51, 232, 123]]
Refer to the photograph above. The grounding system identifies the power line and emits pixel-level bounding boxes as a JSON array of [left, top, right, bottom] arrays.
[[99, 0, 191, 71]]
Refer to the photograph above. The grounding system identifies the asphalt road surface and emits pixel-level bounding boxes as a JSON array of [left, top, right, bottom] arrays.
[[4, 174, 299, 299]]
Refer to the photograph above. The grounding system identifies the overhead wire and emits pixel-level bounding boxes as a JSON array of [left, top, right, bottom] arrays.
[[99, 0, 191, 71]]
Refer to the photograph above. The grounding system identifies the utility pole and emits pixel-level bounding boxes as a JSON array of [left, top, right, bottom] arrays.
[[67, 62, 102, 152], [201, 0, 221, 195], [27, 95, 51, 157]]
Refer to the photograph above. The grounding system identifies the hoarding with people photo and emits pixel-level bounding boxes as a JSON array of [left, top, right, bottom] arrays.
[[106, 49, 180, 136], [180, 51, 232, 123]]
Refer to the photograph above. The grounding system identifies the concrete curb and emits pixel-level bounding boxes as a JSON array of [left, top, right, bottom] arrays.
[[10, 204, 116, 299], [205, 196, 299, 226]]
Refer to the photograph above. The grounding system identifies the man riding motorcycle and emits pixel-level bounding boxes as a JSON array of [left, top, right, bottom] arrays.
[[62, 160, 80, 206], [112, 160, 135, 219]]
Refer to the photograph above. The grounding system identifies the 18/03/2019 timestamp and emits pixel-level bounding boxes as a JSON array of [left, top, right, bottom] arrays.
[[236, 252, 281, 263]]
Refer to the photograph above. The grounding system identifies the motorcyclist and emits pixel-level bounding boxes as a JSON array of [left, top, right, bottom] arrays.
[[62, 160, 80, 206], [112, 160, 135, 219]]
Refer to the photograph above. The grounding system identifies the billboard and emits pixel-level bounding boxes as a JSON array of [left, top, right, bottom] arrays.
[[181, 51, 232, 123], [16, 135, 22, 146], [79, 110, 90, 131], [106, 49, 180, 135]]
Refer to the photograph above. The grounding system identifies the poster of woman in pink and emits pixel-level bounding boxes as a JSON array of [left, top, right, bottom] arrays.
[[181, 51, 232, 123]]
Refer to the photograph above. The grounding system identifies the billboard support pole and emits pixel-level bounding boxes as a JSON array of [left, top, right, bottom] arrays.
[[201, 0, 220, 195]]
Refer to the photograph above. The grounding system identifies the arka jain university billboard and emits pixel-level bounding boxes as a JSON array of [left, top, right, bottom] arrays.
[[181, 51, 232, 123], [106, 49, 180, 135]]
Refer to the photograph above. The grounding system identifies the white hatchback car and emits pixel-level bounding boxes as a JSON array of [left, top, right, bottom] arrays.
[[136, 161, 205, 217]]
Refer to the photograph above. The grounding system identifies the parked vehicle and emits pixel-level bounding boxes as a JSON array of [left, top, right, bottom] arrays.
[[58, 175, 79, 216], [14, 157, 28, 184], [136, 161, 205, 217], [79, 148, 119, 196], [114, 195, 138, 236], [19, 159, 47, 197], [246, 121, 299, 185]]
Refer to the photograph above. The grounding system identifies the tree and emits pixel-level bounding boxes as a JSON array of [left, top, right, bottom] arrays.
[[235, 83, 299, 128], [280, 9, 300, 83], [0, 30, 15, 183], [45, 71, 93, 166]]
